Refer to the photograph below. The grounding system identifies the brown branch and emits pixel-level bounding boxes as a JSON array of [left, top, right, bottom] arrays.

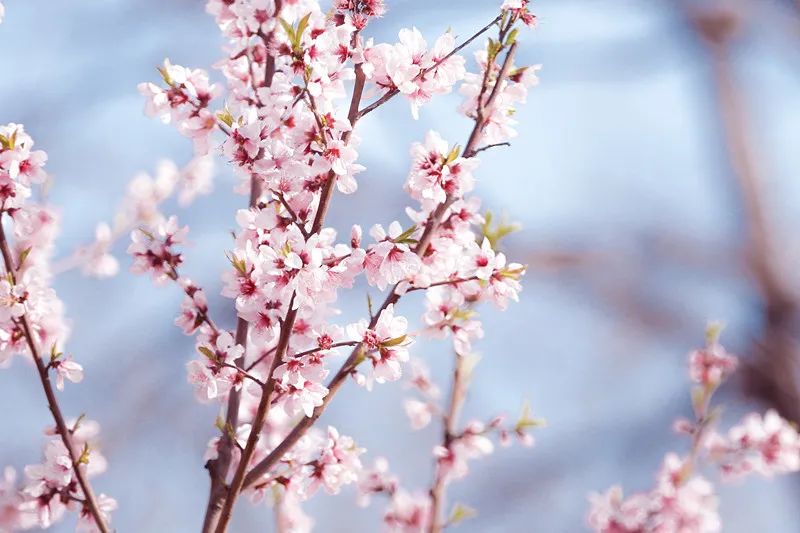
[[428, 350, 469, 533], [311, 61, 366, 232], [471, 141, 511, 155], [201, 5, 281, 528], [0, 218, 109, 533], [245, 345, 278, 372], [685, 5, 800, 424], [407, 276, 481, 292]]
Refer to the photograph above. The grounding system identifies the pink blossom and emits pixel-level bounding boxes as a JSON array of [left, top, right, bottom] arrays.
[[384, 490, 431, 532], [404, 399, 433, 430], [708, 409, 800, 478], [356, 457, 397, 507], [50, 356, 84, 391], [688, 342, 738, 387], [128, 216, 188, 283], [76, 494, 117, 533], [364, 222, 422, 290]]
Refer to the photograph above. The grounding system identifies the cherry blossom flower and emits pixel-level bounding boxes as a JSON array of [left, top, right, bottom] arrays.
[[688, 341, 738, 387], [383, 490, 431, 532], [128, 216, 188, 283], [502, 0, 538, 28], [364, 222, 422, 290], [406, 131, 478, 210], [356, 457, 397, 507], [348, 304, 412, 384], [404, 399, 433, 430], [50, 356, 84, 391], [707, 410, 800, 479]]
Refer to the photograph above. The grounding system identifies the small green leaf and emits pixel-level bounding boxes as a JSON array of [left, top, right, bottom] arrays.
[[505, 28, 519, 47], [691, 386, 706, 418], [72, 414, 86, 433], [279, 18, 295, 46], [157, 64, 174, 86], [216, 107, 234, 128], [366, 293, 374, 318], [705, 321, 725, 346], [381, 335, 407, 348], [295, 12, 312, 46], [17, 247, 32, 269], [393, 224, 418, 244], [515, 400, 546, 431], [449, 503, 477, 525], [444, 144, 461, 165], [78, 443, 91, 465], [353, 347, 367, 367], [198, 346, 217, 361], [226, 252, 247, 275], [451, 308, 476, 321]]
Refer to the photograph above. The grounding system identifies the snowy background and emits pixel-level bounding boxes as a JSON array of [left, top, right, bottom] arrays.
[[1, 0, 800, 531]]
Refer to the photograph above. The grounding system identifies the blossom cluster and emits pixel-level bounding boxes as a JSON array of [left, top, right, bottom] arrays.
[[128, 0, 540, 530], [0, 421, 115, 532], [587, 328, 800, 533], [68, 156, 213, 279], [0, 125, 114, 531]]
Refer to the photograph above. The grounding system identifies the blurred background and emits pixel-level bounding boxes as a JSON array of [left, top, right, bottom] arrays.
[[1, 0, 800, 531]]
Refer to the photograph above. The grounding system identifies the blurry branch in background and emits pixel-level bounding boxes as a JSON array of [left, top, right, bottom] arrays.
[[683, 2, 800, 423]]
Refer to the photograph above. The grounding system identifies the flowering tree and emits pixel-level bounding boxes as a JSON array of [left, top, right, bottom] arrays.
[[0, 0, 539, 531], [0, 1, 797, 532], [588, 325, 800, 532]]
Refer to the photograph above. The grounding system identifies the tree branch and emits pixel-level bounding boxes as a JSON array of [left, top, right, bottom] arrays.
[[0, 217, 110, 533]]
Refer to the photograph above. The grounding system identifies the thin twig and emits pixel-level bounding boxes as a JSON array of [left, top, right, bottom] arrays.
[[0, 217, 110, 533], [428, 349, 469, 533], [472, 142, 511, 155], [357, 15, 503, 119], [201, 4, 282, 529]]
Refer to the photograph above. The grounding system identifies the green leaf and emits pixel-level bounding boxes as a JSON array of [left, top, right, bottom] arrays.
[[515, 400, 546, 431], [705, 321, 725, 346], [279, 18, 295, 46], [198, 346, 217, 361], [366, 293, 374, 318], [72, 414, 86, 433], [691, 386, 706, 418], [381, 335, 407, 348], [157, 64, 174, 86], [449, 503, 477, 525], [353, 347, 367, 367], [295, 12, 312, 47], [452, 308, 476, 321], [226, 252, 247, 275], [17, 247, 32, 269], [444, 144, 461, 165], [49, 344, 63, 362], [216, 107, 234, 128], [505, 28, 519, 47], [78, 443, 91, 465], [393, 224, 418, 244]]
